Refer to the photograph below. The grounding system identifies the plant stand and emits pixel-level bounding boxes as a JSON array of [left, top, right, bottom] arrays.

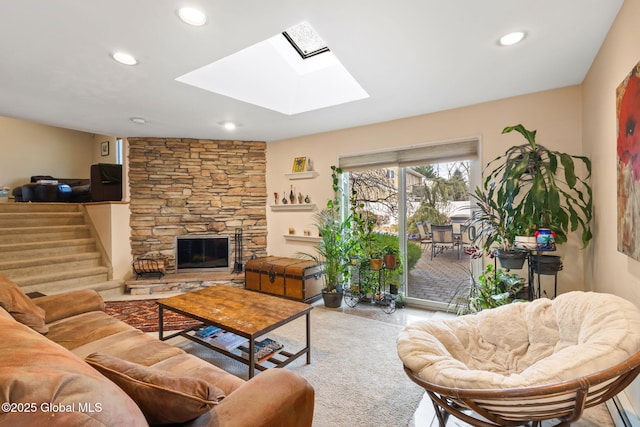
[[527, 250, 563, 300], [343, 261, 398, 314]]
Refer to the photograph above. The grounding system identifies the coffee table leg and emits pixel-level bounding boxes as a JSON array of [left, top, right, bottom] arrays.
[[249, 338, 255, 379], [306, 312, 311, 364], [158, 306, 164, 340]]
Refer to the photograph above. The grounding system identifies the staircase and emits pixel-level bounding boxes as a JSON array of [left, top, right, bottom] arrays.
[[0, 203, 122, 297]]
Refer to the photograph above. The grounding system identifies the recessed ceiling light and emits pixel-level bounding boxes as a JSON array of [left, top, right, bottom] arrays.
[[178, 7, 207, 26], [130, 117, 146, 124], [499, 31, 526, 46], [112, 52, 138, 65], [221, 121, 237, 131]]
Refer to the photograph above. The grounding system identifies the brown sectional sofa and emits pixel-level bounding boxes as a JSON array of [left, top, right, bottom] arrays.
[[0, 275, 315, 426]]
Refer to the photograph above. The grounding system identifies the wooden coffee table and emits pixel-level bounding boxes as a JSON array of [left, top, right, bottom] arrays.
[[157, 286, 312, 378]]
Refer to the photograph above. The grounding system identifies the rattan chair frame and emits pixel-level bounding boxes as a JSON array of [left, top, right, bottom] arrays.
[[403, 351, 640, 427]]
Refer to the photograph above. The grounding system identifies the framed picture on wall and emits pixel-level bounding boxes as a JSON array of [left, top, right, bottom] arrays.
[[101, 141, 109, 156], [292, 157, 306, 173], [617, 61, 640, 260]]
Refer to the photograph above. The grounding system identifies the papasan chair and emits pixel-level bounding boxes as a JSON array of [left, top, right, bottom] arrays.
[[397, 291, 640, 426]]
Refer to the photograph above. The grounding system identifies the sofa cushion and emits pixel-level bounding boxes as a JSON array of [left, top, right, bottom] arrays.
[[86, 352, 224, 425], [33, 289, 105, 323], [0, 315, 146, 426], [46, 310, 133, 349], [0, 274, 48, 334], [151, 353, 245, 396], [68, 327, 186, 365]]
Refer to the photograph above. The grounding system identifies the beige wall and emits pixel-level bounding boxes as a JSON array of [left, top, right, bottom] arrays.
[[93, 134, 118, 164], [582, 0, 640, 412], [86, 203, 132, 280], [0, 117, 95, 193], [267, 85, 584, 292], [583, 0, 640, 306]]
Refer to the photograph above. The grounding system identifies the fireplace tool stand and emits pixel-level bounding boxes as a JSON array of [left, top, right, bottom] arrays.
[[233, 228, 243, 273]]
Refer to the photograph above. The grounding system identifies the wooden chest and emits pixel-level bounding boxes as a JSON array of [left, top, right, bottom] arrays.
[[244, 256, 324, 303]]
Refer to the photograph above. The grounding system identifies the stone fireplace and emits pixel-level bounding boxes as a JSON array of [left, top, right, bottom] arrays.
[[128, 138, 267, 272]]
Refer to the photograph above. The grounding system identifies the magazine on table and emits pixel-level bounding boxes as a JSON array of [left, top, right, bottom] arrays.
[[195, 325, 222, 338], [200, 331, 248, 351], [238, 338, 284, 362]]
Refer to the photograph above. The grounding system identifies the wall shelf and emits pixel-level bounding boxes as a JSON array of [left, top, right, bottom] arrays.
[[270, 204, 316, 212], [285, 171, 318, 180], [284, 235, 322, 243]]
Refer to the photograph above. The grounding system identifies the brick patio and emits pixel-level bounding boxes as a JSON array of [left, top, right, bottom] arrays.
[[407, 246, 472, 305]]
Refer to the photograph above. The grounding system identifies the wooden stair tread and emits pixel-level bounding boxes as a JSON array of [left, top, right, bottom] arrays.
[[14, 266, 110, 287]]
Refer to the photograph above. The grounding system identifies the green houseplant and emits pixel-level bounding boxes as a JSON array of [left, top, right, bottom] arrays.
[[470, 124, 593, 270], [459, 263, 525, 314], [470, 184, 528, 269], [483, 124, 593, 247], [300, 166, 356, 307]]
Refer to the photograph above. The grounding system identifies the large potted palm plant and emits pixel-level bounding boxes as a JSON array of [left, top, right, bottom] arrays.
[[472, 124, 593, 269], [486, 124, 593, 247]]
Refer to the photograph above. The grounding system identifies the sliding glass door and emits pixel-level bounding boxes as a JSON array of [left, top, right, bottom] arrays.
[[403, 161, 477, 310], [340, 138, 480, 310]]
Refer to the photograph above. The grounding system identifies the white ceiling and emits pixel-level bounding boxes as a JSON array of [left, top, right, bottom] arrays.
[[0, 1, 623, 142]]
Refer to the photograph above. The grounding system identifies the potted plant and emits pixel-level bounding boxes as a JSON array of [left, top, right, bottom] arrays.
[[459, 263, 525, 314], [469, 185, 528, 270], [383, 245, 398, 270], [471, 124, 593, 271], [370, 254, 383, 271], [483, 124, 593, 248], [300, 166, 356, 308]]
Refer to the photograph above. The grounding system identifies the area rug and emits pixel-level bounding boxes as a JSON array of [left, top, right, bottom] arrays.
[[104, 299, 200, 332], [169, 306, 423, 427]]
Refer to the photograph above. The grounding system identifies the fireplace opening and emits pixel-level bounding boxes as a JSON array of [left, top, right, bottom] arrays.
[[175, 235, 231, 272]]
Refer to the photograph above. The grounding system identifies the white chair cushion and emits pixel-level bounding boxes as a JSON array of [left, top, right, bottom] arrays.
[[397, 291, 640, 389]]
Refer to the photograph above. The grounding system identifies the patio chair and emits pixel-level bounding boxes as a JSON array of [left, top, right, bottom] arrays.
[[460, 224, 476, 255], [397, 291, 640, 427], [430, 224, 458, 260], [416, 221, 432, 251]]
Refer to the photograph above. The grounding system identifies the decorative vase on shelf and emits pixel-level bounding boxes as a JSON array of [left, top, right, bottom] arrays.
[[289, 186, 295, 204]]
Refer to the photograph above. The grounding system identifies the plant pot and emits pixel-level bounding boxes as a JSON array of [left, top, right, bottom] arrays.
[[370, 258, 383, 271], [530, 255, 563, 275], [322, 290, 343, 308], [384, 254, 397, 269], [495, 250, 527, 270], [514, 235, 537, 251]]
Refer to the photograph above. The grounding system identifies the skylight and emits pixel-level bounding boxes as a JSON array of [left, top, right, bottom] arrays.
[[282, 22, 329, 59], [175, 21, 369, 115]]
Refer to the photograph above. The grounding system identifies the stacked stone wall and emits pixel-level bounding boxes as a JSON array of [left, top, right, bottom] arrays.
[[128, 138, 267, 269]]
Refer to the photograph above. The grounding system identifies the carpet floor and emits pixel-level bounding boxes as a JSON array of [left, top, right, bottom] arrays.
[[171, 306, 424, 427], [104, 299, 423, 426], [103, 299, 616, 427]]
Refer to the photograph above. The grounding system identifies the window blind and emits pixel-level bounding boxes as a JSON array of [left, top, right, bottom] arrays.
[[337, 138, 478, 171]]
